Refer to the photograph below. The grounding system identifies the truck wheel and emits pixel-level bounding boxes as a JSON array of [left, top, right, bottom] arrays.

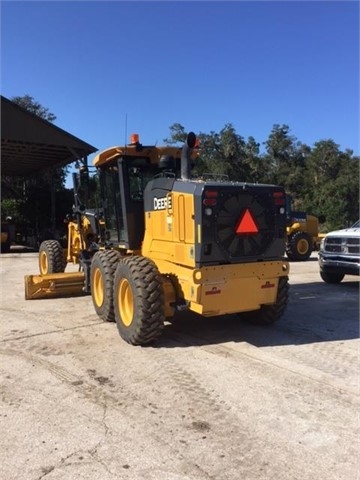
[[320, 271, 345, 284], [245, 276, 289, 325], [286, 232, 312, 261], [91, 250, 122, 322], [39, 240, 66, 274], [113, 256, 165, 345]]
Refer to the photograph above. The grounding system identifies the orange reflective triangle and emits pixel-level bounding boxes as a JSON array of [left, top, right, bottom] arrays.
[[235, 209, 258, 234]]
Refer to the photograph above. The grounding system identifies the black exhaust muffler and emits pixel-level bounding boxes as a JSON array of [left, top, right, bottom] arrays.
[[181, 131, 196, 180]]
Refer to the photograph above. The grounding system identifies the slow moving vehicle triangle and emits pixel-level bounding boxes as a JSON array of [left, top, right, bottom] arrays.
[[235, 209, 259, 234]]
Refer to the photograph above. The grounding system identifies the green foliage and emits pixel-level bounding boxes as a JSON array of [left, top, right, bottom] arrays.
[[304, 143, 359, 230], [164, 122, 359, 231], [11, 94, 57, 122], [1, 198, 25, 222], [163, 123, 187, 145]]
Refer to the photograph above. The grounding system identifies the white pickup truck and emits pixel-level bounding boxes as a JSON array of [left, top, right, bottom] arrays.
[[318, 220, 360, 283]]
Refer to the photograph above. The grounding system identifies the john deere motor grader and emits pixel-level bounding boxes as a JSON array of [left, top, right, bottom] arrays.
[[25, 132, 290, 345]]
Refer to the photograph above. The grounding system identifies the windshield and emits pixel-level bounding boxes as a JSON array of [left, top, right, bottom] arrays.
[[127, 161, 163, 202], [352, 220, 360, 228]]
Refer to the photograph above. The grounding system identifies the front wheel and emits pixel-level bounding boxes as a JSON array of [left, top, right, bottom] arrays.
[[113, 256, 165, 345], [39, 240, 66, 274], [286, 232, 313, 261]]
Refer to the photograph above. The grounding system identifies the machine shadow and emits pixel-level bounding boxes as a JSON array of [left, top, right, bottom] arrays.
[[155, 280, 359, 349]]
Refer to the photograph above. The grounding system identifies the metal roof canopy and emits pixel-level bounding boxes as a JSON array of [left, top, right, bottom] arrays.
[[1, 95, 97, 176]]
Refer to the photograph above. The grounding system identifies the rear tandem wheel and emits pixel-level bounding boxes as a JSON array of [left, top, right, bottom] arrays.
[[90, 250, 122, 322], [244, 276, 289, 325]]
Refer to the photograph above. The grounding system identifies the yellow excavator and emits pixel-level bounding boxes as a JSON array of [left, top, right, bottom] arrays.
[[25, 132, 290, 345]]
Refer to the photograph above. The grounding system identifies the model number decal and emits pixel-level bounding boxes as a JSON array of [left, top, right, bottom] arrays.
[[205, 287, 221, 295], [154, 196, 172, 211]]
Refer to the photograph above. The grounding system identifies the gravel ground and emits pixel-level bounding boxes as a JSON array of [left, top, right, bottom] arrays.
[[0, 252, 359, 480]]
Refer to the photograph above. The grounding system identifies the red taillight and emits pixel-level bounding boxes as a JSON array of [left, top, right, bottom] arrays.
[[273, 191, 285, 205], [203, 198, 217, 206], [205, 190, 218, 198], [203, 190, 218, 206]]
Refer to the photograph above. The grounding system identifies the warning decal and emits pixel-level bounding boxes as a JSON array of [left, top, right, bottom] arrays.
[[235, 209, 259, 234]]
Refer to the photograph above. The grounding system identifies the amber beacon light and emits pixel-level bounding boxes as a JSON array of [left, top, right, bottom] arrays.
[[130, 133, 139, 144]]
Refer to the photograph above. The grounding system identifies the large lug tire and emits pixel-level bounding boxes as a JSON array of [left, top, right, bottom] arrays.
[[113, 256, 165, 345], [320, 271, 344, 284], [245, 276, 289, 325], [90, 250, 122, 322], [286, 231, 313, 261], [39, 240, 66, 274]]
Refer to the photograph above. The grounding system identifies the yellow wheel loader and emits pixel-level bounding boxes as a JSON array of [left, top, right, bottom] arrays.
[[25, 132, 290, 345], [285, 195, 324, 261]]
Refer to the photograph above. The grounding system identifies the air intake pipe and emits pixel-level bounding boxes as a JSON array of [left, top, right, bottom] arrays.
[[181, 132, 196, 180]]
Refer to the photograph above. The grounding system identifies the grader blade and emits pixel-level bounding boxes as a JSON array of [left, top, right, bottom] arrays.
[[25, 272, 86, 300]]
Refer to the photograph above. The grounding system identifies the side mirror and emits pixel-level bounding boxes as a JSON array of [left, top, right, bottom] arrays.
[[79, 165, 89, 186]]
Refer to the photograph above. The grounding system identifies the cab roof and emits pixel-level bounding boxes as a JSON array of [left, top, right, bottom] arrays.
[[92, 143, 188, 168]]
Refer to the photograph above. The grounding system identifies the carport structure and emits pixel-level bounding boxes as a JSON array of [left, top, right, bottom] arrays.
[[1, 95, 97, 176], [1, 95, 97, 245]]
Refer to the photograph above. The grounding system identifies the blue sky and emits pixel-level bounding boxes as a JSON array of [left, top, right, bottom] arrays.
[[1, 1, 359, 186]]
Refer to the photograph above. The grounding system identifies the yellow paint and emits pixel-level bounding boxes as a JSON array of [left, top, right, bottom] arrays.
[[24, 272, 85, 300], [151, 258, 289, 317], [142, 191, 196, 268]]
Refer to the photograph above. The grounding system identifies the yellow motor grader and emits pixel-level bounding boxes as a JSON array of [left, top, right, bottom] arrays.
[[25, 132, 290, 345]]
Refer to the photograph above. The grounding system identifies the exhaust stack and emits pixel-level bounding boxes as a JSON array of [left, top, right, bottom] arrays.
[[181, 132, 196, 180]]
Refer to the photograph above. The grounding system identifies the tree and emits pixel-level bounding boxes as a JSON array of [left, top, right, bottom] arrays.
[[164, 123, 252, 181], [304, 141, 359, 230], [164, 122, 358, 231], [263, 124, 308, 197], [11, 94, 57, 122], [243, 136, 264, 183], [163, 123, 187, 145]]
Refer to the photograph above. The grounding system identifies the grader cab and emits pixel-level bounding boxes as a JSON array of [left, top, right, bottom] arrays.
[[25, 132, 290, 345]]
